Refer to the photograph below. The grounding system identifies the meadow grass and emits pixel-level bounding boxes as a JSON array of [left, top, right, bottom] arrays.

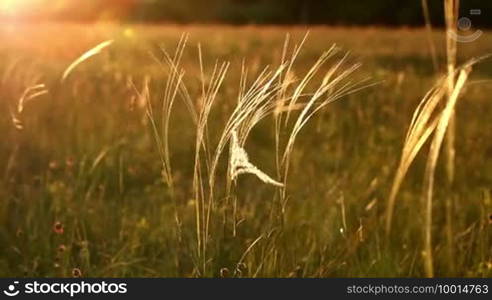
[[0, 23, 491, 277]]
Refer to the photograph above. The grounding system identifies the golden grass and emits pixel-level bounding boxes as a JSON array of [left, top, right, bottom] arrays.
[[10, 83, 48, 130], [386, 0, 492, 278], [230, 129, 284, 187], [62, 40, 114, 82], [421, 0, 439, 72], [444, 0, 459, 185], [1, 22, 491, 277], [143, 35, 370, 275], [386, 62, 477, 277]]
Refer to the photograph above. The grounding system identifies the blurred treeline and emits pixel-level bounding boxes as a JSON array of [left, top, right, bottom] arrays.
[[11, 0, 492, 27], [129, 0, 492, 26]]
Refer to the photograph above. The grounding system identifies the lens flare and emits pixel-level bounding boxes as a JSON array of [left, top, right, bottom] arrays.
[[0, 0, 139, 21], [0, 0, 30, 15]]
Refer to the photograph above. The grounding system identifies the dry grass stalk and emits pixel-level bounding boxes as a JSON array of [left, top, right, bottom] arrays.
[[421, 67, 470, 277], [385, 61, 477, 277], [10, 83, 48, 130], [192, 46, 230, 272], [144, 35, 196, 274], [146, 35, 188, 192], [62, 40, 113, 82], [444, 0, 459, 184], [444, 0, 459, 275], [386, 82, 446, 233], [144, 36, 368, 275], [386, 0, 466, 277], [208, 64, 287, 194], [211, 38, 369, 208], [279, 53, 371, 193], [281, 54, 364, 172], [421, 0, 439, 72], [17, 84, 48, 114]]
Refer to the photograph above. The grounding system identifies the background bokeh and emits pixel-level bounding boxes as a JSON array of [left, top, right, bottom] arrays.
[[1, 0, 492, 27], [1, 0, 491, 278]]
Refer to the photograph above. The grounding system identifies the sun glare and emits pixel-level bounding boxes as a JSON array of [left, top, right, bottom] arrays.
[[0, 0, 32, 15]]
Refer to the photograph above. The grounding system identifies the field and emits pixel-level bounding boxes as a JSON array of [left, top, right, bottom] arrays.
[[0, 23, 491, 277]]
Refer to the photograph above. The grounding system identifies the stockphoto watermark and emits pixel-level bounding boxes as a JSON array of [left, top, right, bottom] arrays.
[[2, 280, 127, 298], [448, 8, 484, 43]]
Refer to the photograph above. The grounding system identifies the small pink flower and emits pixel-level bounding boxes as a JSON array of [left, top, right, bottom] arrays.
[[53, 222, 64, 235]]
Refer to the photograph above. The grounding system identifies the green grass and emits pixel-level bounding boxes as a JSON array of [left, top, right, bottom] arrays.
[[0, 23, 491, 277]]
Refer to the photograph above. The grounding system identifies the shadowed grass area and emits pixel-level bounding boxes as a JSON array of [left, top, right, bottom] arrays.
[[0, 23, 491, 277]]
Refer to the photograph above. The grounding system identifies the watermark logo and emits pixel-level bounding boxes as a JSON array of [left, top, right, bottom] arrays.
[[448, 9, 483, 43], [2, 281, 128, 297], [3, 281, 20, 297]]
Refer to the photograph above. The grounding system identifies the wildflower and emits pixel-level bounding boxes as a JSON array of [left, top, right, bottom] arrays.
[[58, 244, 66, 253], [53, 222, 64, 235]]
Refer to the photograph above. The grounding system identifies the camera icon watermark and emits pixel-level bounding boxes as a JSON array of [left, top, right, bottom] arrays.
[[3, 281, 20, 297], [448, 9, 483, 43]]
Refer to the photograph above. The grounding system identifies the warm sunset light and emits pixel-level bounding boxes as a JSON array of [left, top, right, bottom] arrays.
[[1, 0, 49, 16], [1, 0, 491, 284], [0, 0, 28, 15], [0, 0, 139, 21], [0, 0, 67, 18]]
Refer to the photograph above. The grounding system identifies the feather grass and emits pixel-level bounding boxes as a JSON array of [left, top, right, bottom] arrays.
[[62, 40, 113, 82], [385, 58, 485, 276]]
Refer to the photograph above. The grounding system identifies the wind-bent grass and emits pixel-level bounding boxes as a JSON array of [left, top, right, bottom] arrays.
[[62, 40, 114, 82], [192, 53, 230, 274], [230, 129, 284, 187], [386, 58, 486, 276], [146, 37, 369, 275], [386, 82, 446, 234], [386, 0, 491, 277], [421, 66, 471, 277], [10, 84, 48, 131], [1, 24, 490, 277]]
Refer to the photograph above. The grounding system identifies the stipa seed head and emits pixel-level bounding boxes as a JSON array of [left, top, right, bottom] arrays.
[[229, 130, 284, 187]]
